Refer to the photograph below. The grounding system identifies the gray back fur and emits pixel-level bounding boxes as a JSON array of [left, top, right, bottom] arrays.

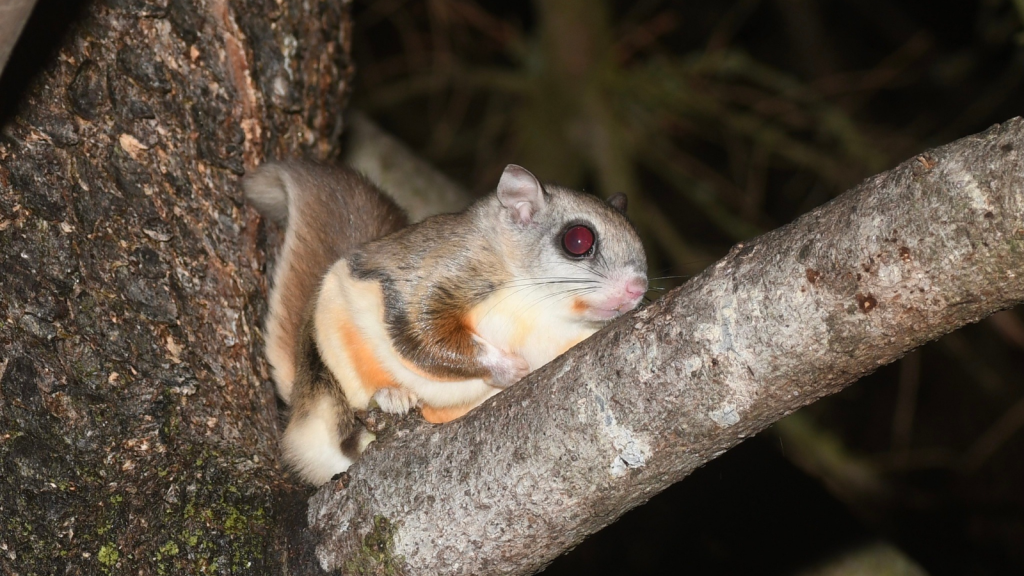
[[349, 178, 645, 377]]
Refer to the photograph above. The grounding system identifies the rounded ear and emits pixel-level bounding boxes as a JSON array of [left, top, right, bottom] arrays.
[[497, 164, 547, 225], [607, 193, 628, 214]]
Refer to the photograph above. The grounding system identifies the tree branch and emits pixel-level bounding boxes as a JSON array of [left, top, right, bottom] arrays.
[[343, 111, 472, 221], [0, 0, 36, 79], [307, 118, 1024, 575]]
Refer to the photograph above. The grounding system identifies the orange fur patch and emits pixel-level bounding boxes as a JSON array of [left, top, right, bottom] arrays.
[[421, 404, 474, 424], [571, 298, 588, 314], [340, 321, 398, 394]]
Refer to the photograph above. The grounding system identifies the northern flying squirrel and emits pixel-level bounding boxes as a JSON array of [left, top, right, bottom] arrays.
[[245, 162, 648, 485]]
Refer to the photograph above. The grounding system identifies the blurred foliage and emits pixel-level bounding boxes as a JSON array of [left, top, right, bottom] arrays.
[[350, 1, 1024, 574]]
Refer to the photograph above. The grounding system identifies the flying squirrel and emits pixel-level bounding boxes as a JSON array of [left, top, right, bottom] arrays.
[[244, 162, 648, 485]]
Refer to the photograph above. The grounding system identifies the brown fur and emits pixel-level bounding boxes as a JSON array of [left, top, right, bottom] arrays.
[[245, 163, 408, 399]]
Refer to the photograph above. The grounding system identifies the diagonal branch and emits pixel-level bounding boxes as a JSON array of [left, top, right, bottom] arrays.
[[0, 0, 37, 79], [306, 118, 1024, 575]]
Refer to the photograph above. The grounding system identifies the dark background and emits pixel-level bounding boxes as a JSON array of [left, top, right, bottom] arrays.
[[350, 1, 1024, 574]]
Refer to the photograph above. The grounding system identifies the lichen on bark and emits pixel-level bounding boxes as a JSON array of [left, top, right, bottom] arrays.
[[339, 515, 406, 576]]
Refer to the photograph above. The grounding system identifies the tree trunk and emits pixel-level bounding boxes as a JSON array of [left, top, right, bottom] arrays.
[[0, 0, 352, 572]]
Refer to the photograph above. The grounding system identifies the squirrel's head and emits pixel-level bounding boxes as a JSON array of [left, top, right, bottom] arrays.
[[491, 164, 648, 323]]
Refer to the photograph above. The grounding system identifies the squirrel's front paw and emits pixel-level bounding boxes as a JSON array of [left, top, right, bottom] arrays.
[[372, 387, 419, 414], [474, 336, 530, 388]]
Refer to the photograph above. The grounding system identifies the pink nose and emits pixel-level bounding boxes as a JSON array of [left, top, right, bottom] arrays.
[[624, 277, 647, 299]]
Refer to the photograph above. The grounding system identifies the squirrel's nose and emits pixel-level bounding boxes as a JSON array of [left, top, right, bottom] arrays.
[[624, 276, 647, 299]]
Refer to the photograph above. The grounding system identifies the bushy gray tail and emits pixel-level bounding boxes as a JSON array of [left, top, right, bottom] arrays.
[[243, 165, 291, 227]]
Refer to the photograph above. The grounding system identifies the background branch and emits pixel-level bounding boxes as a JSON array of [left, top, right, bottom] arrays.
[[0, 0, 37, 78]]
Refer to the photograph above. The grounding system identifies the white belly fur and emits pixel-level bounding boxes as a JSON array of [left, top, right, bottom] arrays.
[[469, 287, 601, 370]]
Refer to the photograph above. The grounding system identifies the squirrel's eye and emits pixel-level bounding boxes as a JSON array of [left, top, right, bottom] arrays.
[[562, 225, 595, 256]]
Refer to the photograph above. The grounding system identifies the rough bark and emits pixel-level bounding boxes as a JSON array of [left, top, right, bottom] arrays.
[[0, 0, 352, 573], [307, 118, 1024, 575]]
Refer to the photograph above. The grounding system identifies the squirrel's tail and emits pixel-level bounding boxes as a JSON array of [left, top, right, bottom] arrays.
[[243, 162, 408, 403], [281, 315, 376, 485], [244, 165, 292, 226]]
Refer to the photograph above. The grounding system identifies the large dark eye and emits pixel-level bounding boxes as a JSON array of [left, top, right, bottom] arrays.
[[562, 225, 595, 256]]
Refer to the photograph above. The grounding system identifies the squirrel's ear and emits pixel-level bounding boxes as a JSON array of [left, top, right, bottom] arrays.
[[497, 164, 547, 225], [607, 193, 628, 214]]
